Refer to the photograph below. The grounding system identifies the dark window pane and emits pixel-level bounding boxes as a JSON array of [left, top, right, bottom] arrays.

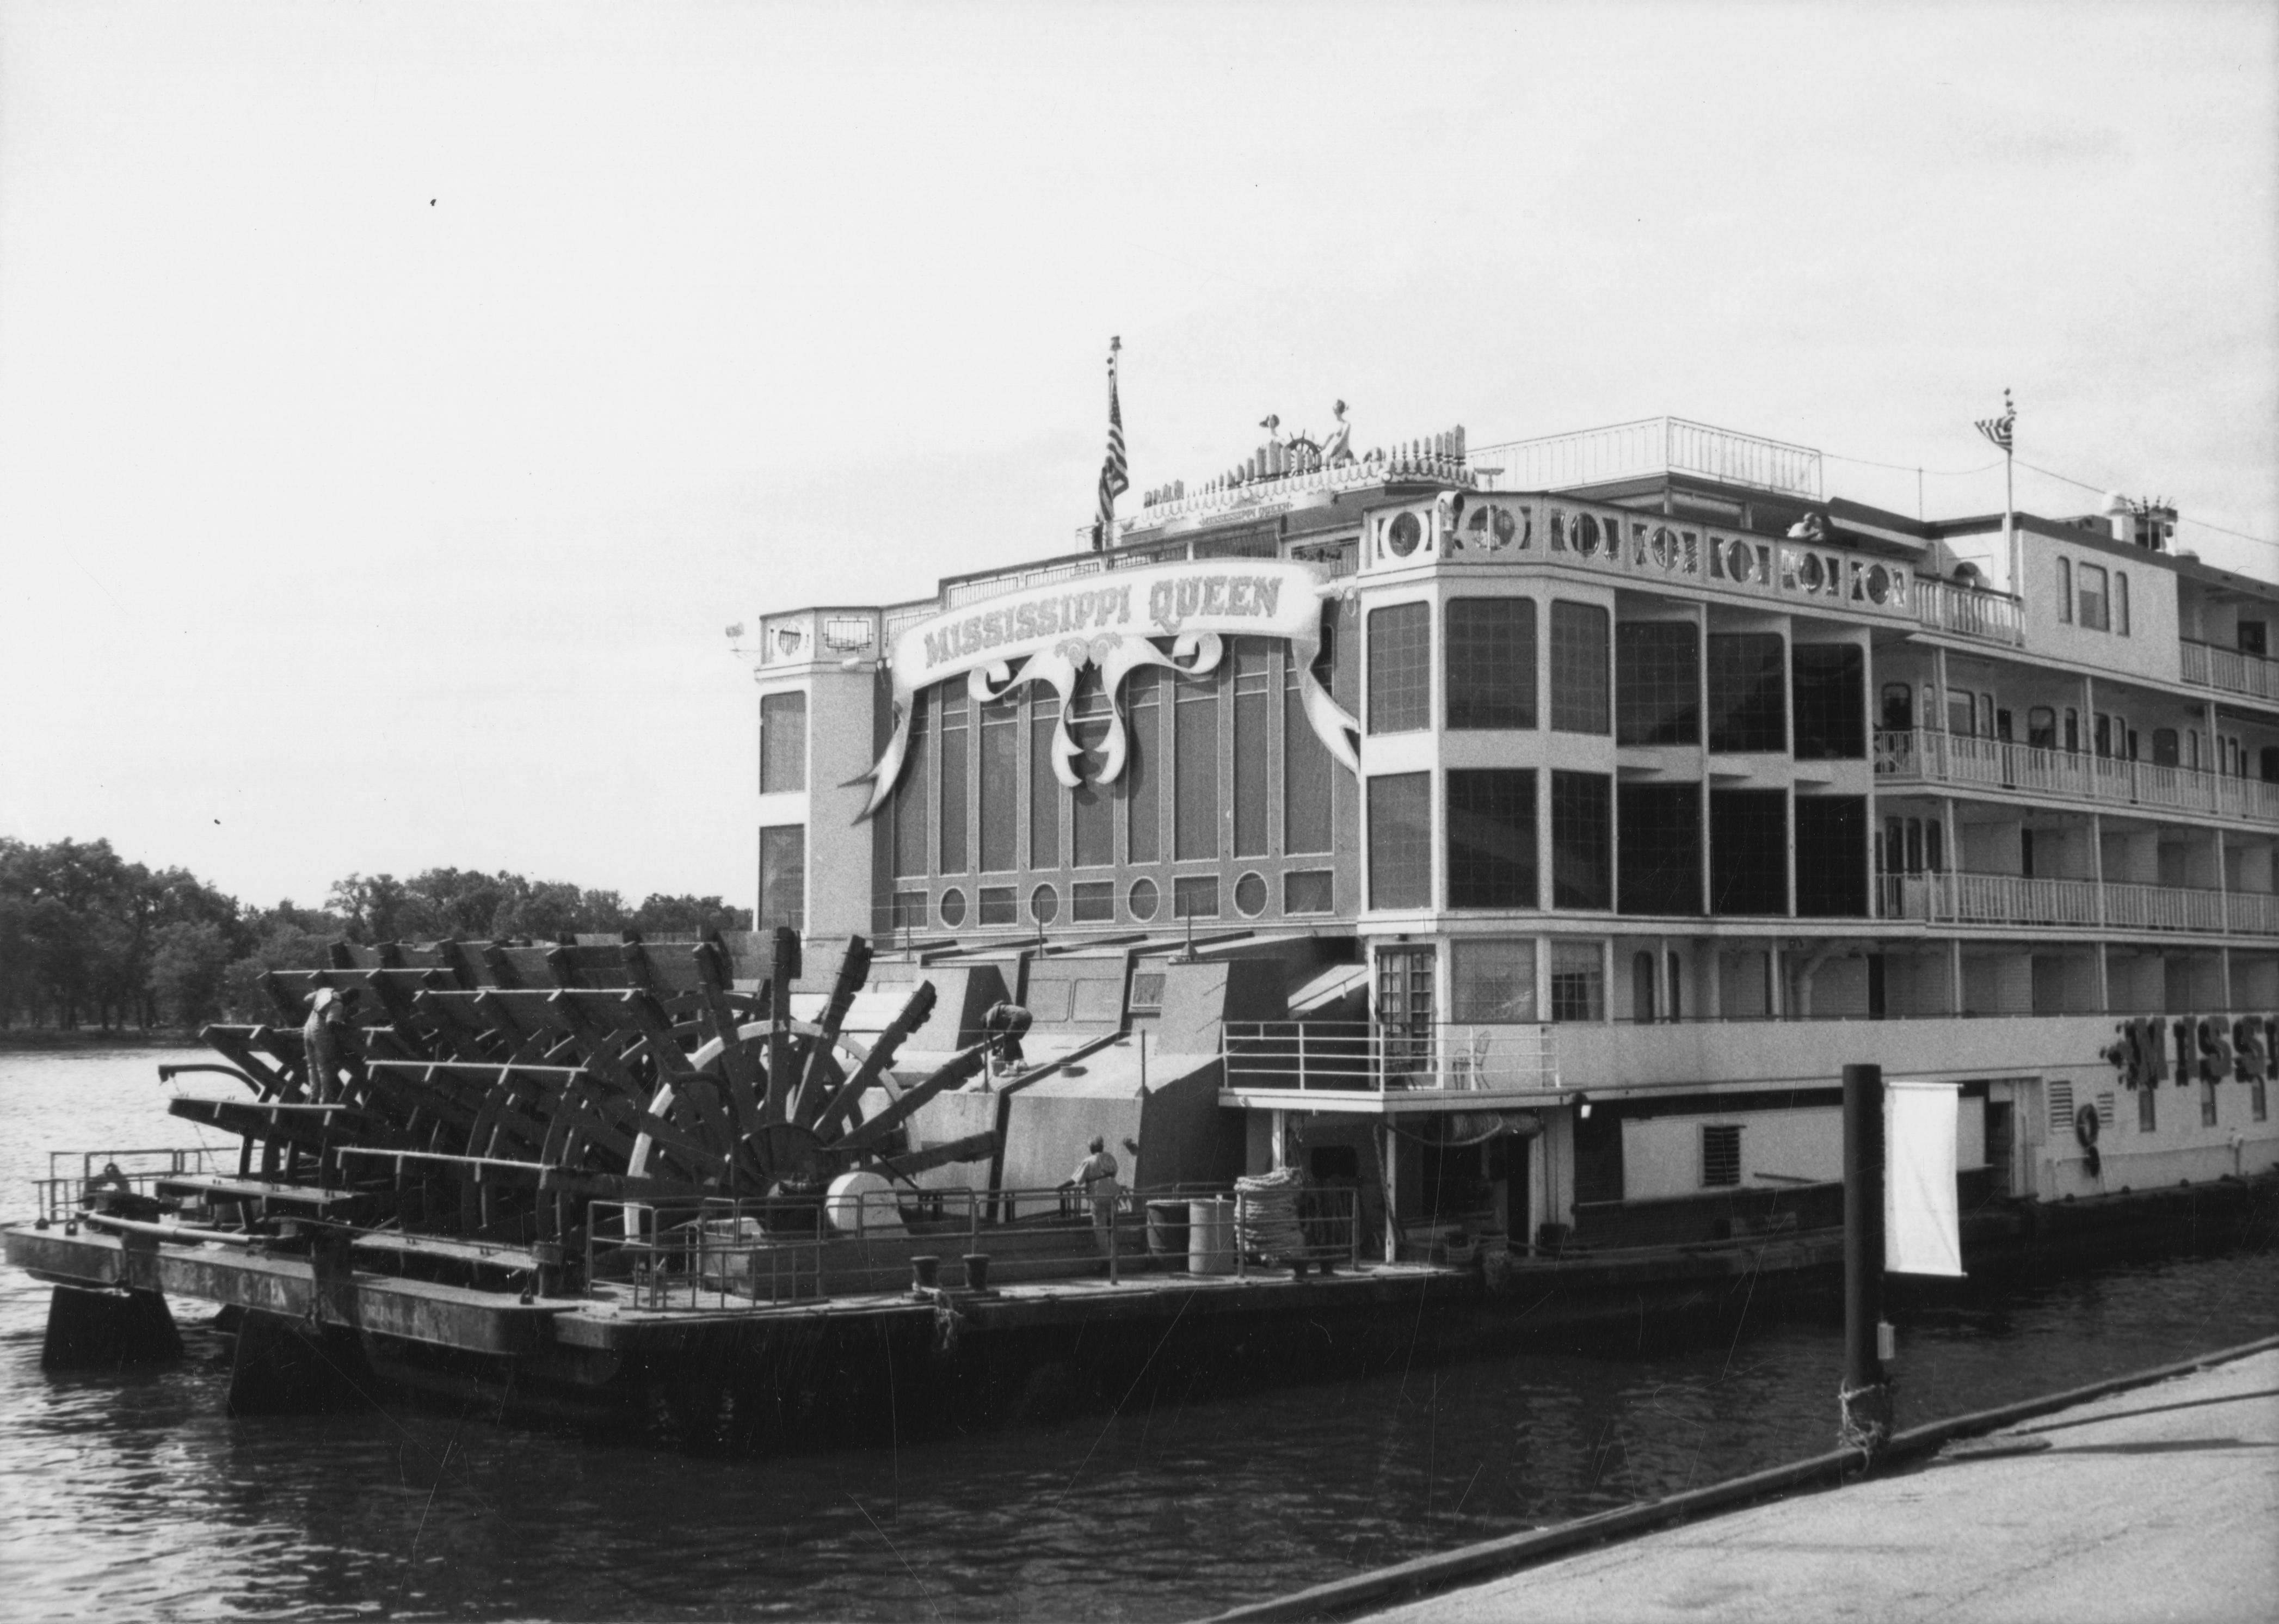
[[1446, 598, 1537, 730], [978, 697, 1018, 871], [757, 824, 805, 934], [1795, 795, 1868, 918], [1175, 673, 1219, 859], [1368, 602, 1432, 734], [1285, 870, 1334, 913], [1550, 770, 1612, 909], [1030, 697, 1061, 869], [978, 885, 1017, 926], [1615, 621, 1700, 745], [892, 692, 929, 879], [759, 692, 807, 793], [1368, 772, 1432, 909], [1123, 671, 1161, 864], [1549, 601, 1610, 734], [1710, 788, 1788, 915], [1792, 644, 1865, 760], [889, 891, 927, 931], [1618, 783, 1703, 915], [1285, 648, 1333, 854], [1707, 633, 1786, 752], [1071, 879, 1115, 921], [1173, 875, 1220, 918], [1446, 768, 1537, 909], [1233, 637, 1273, 857], [937, 687, 968, 875]]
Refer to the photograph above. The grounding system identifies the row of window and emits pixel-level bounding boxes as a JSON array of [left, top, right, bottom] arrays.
[[2055, 557, 2130, 636], [1369, 600, 1866, 758], [1365, 771, 1870, 918], [885, 638, 1344, 881], [883, 869, 1337, 932]]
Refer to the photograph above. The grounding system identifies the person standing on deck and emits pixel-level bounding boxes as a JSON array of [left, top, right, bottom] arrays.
[[303, 988, 351, 1104], [1065, 1136, 1119, 1235]]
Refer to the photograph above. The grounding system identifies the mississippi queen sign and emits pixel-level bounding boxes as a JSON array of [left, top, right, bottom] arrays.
[[858, 558, 1359, 821]]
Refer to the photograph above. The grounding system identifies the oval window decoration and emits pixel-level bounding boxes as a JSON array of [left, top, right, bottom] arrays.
[[1030, 884, 1058, 925], [1650, 525, 1677, 570], [1548, 510, 1568, 551], [1387, 512, 1424, 558], [1128, 878, 1159, 921], [1867, 564, 1892, 605], [1493, 505, 1521, 550], [939, 888, 968, 928], [1727, 538, 1755, 583], [1800, 552, 1825, 591], [1576, 513, 1601, 557], [1234, 872, 1268, 918]]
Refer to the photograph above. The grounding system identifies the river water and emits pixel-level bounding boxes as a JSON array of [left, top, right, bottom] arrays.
[[4, 1045, 2276, 1621]]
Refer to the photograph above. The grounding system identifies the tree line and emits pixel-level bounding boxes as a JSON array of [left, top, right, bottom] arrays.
[[0, 837, 752, 1031]]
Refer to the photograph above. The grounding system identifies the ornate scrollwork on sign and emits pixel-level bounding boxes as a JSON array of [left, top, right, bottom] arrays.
[[857, 559, 1357, 821]]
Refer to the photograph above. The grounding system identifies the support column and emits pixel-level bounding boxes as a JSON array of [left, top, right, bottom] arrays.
[[1840, 1062, 1892, 1459], [1380, 1121, 1399, 1264]]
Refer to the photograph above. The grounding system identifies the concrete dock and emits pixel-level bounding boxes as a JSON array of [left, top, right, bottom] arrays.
[[1216, 1341, 2279, 1624]]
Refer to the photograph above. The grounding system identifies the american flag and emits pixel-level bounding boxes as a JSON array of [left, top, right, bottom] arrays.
[[1975, 390, 2015, 454], [1095, 337, 1127, 550]]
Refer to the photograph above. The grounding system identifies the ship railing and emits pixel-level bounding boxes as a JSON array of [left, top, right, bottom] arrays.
[[1873, 729, 2279, 828], [1880, 871, 2241, 932], [1220, 1020, 1558, 1093], [28, 1147, 229, 1227], [2181, 637, 2279, 702], [1914, 577, 2024, 644], [1468, 417, 1823, 500], [583, 1182, 1366, 1310]]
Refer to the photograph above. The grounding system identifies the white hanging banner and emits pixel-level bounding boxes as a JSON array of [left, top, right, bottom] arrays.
[[857, 558, 1358, 820], [1884, 1079, 1964, 1277]]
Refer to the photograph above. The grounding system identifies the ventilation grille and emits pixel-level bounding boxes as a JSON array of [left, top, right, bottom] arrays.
[[1702, 1124, 1742, 1188], [2096, 1091, 2116, 1129], [2049, 1080, 2075, 1133]]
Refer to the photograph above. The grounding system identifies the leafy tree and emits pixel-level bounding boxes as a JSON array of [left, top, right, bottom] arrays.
[[630, 893, 754, 936], [147, 921, 235, 1025]]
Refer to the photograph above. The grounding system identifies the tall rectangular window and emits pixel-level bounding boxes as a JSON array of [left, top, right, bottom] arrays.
[[759, 692, 807, 793], [1795, 795, 1868, 917], [1707, 632, 1786, 752], [2078, 563, 2110, 631], [757, 825, 805, 934], [2057, 558, 2072, 622], [2114, 571, 2130, 636], [1175, 669, 1220, 860], [1550, 770, 1612, 909], [1792, 644, 1866, 760], [1285, 649, 1333, 855], [1123, 670, 1161, 864], [1616, 620, 1699, 745], [1232, 637, 1273, 857], [978, 697, 1019, 871], [1368, 603, 1431, 734], [1069, 674, 1112, 868], [1446, 599, 1537, 729], [1452, 939, 1537, 1022], [1368, 773, 1432, 909], [1549, 940, 1604, 1022], [892, 692, 929, 879], [1550, 601, 1610, 735], [1030, 696, 1061, 869], [938, 687, 968, 875], [1617, 783, 1703, 915], [1710, 788, 1789, 915], [1446, 768, 1537, 909]]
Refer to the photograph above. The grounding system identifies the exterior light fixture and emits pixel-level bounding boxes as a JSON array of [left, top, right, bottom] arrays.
[[1575, 1092, 1592, 1119]]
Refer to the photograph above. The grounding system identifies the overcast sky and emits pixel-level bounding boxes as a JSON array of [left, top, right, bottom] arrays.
[[3, 1, 2274, 914]]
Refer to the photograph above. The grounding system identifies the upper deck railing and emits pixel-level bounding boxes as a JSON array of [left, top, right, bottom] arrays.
[[1914, 577, 2024, 644], [2181, 638, 2279, 703], [1468, 417, 1823, 500], [1876, 728, 2279, 827], [1222, 1020, 1559, 1094]]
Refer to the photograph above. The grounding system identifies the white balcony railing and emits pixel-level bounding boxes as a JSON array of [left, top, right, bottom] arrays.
[[1468, 417, 1823, 500], [1880, 871, 2272, 934], [2181, 638, 2279, 702], [1914, 577, 2024, 644], [1874, 729, 2279, 828], [1221, 1020, 1559, 1094]]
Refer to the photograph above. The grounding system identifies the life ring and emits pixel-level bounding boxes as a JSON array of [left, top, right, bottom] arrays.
[[2074, 1104, 2101, 1150]]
